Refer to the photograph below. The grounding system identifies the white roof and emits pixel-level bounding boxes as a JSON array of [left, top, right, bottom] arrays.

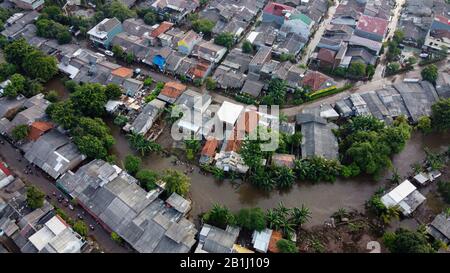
[[45, 215, 67, 235], [105, 100, 123, 112], [217, 101, 244, 125], [413, 173, 429, 184], [57, 63, 79, 79], [252, 228, 273, 253], [246, 31, 260, 44], [381, 180, 416, 206]]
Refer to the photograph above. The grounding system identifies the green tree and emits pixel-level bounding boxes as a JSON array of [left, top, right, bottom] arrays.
[[203, 203, 235, 229], [71, 83, 107, 117], [113, 115, 128, 127], [162, 169, 190, 197], [242, 40, 254, 54], [4, 38, 35, 66], [277, 239, 298, 253], [3, 73, 26, 98], [431, 98, 450, 132], [26, 186, 45, 209], [236, 208, 266, 231], [393, 30, 405, 44], [290, 205, 311, 227], [46, 101, 79, 129], [103, 0, 136, 22], [136, 169, 159, 191], [205, 77, 216, 90], [347, 62, 367, 78], [214, 32, 234, 49], [191, 18, 215, 35], [22, 50, 58, 82], [273, 166, 295, 189], [24, 79, 44, 98], [11, 124, 29, 141], [65, 80, 78, 92], [73, 220, 88, 237], [0, 63, 17, 81], [250, 166, 276, 191], [421, 64, 438, 84], [143, 10, 157, 25], [294, 157, 342, 183], [105, 83, 122, 100], [75, 134, 108, 159], [417, 116, 432, 134], [143, 77, 153, 86], [366, 64, 375, 79], [111, 232, 122, 243], [261, 78, 287, 106], [383, 228, 435, 253], [124, 155, 141, 175], [45, 90, 59, 103], [127, 132, 161, 156]]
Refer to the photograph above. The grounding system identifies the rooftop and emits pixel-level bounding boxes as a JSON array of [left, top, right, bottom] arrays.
[[356, 14, 389, 37]]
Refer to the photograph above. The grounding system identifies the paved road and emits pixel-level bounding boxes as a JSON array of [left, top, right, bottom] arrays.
[[0, 136, 130, 253], [299, 0, 339, 65], [373, 0, 406, 81]]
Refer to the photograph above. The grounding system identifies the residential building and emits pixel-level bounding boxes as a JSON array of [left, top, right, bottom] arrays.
[[301, 70, 336, 91], [200, 137, 219, 165], [249, 46, 272, 73], [427, 213, 450, 244], [129, 99, 166, 135], [56, 159, 198, 253], [262, 2, 295, 26], [87, 18, 123, 49], [157, 81, 187, 104], [195, 224, 240, 253], [381, 180, 426, 216], [151, 0, 200, 23], [25, 215, 85, 253], [297, 111, 339, 160], [24, 130, 85, 179], [177, 30, 202, 55], [354, 14, 389, 42], [11, 0, 44, 10], [195, 40, 227, 63]]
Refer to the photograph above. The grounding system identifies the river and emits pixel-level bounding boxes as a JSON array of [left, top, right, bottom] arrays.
[[46, 79, 450, 228], [106, 116, 450, 227]]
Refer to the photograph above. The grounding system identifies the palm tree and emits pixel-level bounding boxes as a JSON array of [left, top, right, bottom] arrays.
[[127, 132, 161, 156], [266, 209, 284, 231], [380, 205, 401, 224], [290, 205, 311, 227], [390, 168, 401, 184]]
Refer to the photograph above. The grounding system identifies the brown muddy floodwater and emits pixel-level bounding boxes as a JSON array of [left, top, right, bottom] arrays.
[[45, 78, 450, 226], [45, 77, 71, 100], [106, 115, 450, 227]]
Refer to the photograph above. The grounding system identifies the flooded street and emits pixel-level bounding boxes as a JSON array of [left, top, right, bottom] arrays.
[[47, 78, 450, 227], [107, 115, 450, 226]]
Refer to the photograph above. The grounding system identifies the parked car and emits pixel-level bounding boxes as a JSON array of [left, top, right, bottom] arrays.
[[104, 50, 114, 57], [68, 204, 74, 211]]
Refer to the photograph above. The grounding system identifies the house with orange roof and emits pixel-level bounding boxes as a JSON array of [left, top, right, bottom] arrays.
[[199, 137, 219, 165], [28, 121, 53, 141], [157, 81, 187, 104], [301, 70, 336, 91]]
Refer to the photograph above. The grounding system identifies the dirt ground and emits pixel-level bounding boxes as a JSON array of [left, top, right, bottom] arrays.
[[296, 210, 384, 253]]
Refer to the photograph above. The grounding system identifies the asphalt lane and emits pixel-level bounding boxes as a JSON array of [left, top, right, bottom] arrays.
[[0, 135, 130, 253]]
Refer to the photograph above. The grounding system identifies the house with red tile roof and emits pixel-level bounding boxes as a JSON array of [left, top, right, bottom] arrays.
[[199, 137, 219, 165], [157, 81, 187, 104], [354, 14, 389, 42], [28, 121, 53, 141], [317, 48, 336, 69], [302, 70, 336, 91], [262, 2, 295, 26]]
